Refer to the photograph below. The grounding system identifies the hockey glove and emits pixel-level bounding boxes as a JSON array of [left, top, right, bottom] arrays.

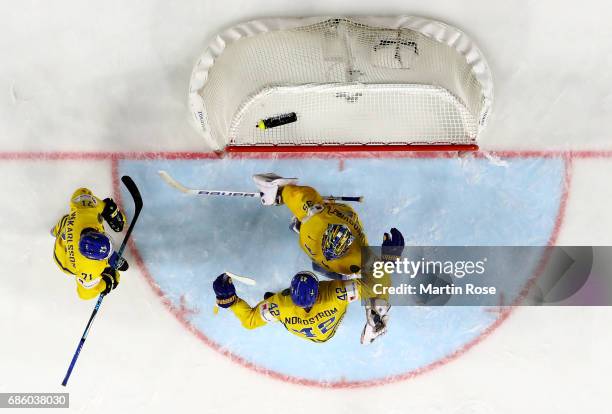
[[100, 267, 120, 296], [252, 173, 297, 206], [109, 252, 129, 271], [381, 228, 405, 262], [101, 198, 125, 232], [213, 273, 237, 308]]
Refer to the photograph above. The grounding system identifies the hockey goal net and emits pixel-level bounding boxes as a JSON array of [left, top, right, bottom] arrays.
[[189, 16, 493, 152]]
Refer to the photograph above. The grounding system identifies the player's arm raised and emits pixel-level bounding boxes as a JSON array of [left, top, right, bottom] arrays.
[[213, 273, 278, 329], [360, 228, 405, 345]]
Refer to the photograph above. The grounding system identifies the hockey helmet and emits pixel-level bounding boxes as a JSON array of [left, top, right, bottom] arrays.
[[290, 271, 319, 308], [79, 229, 113, 261], [322, 223, 354, 261]]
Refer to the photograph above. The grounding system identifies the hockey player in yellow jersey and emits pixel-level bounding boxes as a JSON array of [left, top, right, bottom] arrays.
[[251, 173, 405, 343], [52, 188, 128, 300], [213, 271, 384, 343], [253, 173, 366, 278]]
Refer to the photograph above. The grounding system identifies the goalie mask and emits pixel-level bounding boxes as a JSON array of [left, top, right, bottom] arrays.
[[322, 223, 354, 261]]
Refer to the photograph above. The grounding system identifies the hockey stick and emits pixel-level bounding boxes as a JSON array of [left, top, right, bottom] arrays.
[[61, 176, 143, 387], [110, 176, 143, 269], [225, 271, 256, 286], [158, 170, 363, 202], [159, 170, 258, 198]]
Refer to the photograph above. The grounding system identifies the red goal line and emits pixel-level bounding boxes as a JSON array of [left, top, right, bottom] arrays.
[[225, 144, 480, 153]]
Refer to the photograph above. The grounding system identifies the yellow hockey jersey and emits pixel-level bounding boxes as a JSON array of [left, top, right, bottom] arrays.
[[52, 188, 117, 300], [281, 185, 368, 276], [230, 280, 361, 343]]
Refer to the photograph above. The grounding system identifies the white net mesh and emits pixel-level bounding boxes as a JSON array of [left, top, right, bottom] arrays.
[[189, 17, 493, 150]]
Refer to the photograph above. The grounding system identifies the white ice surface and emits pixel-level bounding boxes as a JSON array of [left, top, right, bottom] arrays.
[[1, 1, 612, 413]]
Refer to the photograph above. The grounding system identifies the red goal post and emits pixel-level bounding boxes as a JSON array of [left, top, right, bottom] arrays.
[[189, 16, 493, 153]]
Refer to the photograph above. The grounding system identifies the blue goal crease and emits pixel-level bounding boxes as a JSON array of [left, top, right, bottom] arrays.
[[118, 157, 565, 382]]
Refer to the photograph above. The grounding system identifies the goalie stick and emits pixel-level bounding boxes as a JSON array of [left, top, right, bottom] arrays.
[[158, 170, 364, 203], [61, 176, 143, 386]]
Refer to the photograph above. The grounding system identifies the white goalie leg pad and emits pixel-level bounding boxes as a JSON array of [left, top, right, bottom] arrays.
[[360, 298, 391, 345], [252, 173, 297, 205]]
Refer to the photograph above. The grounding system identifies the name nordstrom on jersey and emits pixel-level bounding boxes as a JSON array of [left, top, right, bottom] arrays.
[[284, 307, 338, 325]]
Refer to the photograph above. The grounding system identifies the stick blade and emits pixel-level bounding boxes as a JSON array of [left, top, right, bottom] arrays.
[[121, 175, 143, 210], [158, 170, 193, 194], [225, 272, 257, 286]]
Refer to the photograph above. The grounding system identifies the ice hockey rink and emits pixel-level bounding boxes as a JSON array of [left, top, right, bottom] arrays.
[[2, 0, 612, 413]]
